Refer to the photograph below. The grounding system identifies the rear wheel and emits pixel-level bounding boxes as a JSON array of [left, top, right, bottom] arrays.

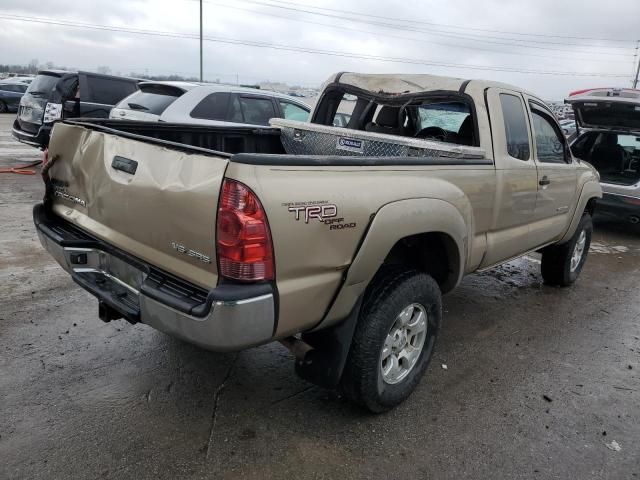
[[541, 213, 593, 286], [341, 268, 442, 413]]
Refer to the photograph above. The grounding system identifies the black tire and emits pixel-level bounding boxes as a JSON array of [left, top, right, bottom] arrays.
[[541, 214, 593, 286], [0, 101, 7, 113], [341, 268, 442, 413]]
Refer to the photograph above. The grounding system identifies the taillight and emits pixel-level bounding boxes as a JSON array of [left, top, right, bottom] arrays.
[[216, 179, 274, 282], [43, 102, 62, 124]]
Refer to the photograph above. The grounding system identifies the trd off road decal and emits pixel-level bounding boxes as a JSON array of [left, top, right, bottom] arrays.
[[283, 200, 356, 231]]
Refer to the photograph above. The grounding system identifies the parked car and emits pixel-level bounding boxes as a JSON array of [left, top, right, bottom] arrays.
[[559, 118, 576, 137], [3, 76, 34, 85], [567, 87, 640, 224], [109, 81, 310, 126], [35, 72, 601, 412], [12, 70, 140, 149], [0, 82, 28, 113]]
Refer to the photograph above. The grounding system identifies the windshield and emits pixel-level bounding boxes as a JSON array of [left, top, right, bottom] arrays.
[[115, 85, 183, 115], [26, 74, 60, 95]]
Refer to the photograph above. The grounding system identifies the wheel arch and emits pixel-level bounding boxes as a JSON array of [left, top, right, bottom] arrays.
[[558, 178, 602, 244], [315, 197, 469, 331]]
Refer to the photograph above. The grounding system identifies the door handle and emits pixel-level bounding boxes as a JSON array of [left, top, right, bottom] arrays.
[[539, 176, 551, 186]]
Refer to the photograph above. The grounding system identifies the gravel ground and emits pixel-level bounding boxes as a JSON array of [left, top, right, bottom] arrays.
[[1, 113, 638, 479]]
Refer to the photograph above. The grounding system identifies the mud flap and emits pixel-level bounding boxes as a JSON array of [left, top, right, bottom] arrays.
[[295, 296, 363, 389]]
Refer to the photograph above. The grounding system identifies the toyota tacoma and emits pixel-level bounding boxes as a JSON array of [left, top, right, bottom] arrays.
[[34, 72, 602, 412]]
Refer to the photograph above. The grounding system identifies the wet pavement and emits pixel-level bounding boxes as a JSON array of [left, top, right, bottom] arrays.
[[1, 113, 639, 479]]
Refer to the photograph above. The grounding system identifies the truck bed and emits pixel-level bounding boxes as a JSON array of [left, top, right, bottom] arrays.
[[65, 119, 489, 167]]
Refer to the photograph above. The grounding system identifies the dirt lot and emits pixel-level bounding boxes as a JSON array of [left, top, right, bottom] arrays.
[[1, 113, 639, 479]]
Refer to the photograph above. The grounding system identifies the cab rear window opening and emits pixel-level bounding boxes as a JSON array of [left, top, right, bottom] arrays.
[[312, 87, 479, 147]]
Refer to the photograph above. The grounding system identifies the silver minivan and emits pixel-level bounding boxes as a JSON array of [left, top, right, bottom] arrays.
[[567, 88, 640, 224]]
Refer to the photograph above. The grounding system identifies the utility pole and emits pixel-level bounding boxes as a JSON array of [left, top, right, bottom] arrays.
[[633, 40, 640, 89], [199, 0, 203, 82]]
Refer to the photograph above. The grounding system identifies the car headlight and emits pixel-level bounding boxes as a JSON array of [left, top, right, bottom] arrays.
[[43, 103, 63, 124]]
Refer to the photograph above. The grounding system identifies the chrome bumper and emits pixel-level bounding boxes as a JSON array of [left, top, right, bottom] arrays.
[[35, 206, 275, 351]]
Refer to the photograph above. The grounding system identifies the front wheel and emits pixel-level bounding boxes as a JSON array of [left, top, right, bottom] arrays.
[[541, 213, 593, 286], [341, 269, 442, 413]]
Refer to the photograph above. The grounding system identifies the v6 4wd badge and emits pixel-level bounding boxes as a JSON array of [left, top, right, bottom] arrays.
[[283, 200, 356, 230]]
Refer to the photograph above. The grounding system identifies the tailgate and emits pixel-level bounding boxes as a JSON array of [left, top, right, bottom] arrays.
[[46, 122, 228, 288]]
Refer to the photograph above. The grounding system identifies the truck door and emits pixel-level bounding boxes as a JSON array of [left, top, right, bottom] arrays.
[[481, 88, 540, 268], [523, 97, 578, 246]]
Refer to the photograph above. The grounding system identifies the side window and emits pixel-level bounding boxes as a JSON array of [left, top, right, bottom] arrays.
[[238, 96, 277, 125], [531, 110, 566, 164], [85, 77, 138, 105], [499, 93, 530, 161], [190, 92, 230, 120], [278, 100, 309, 121]]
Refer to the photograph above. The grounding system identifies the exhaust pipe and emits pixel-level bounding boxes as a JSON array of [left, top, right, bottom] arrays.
[[629, 215, 640, 225]]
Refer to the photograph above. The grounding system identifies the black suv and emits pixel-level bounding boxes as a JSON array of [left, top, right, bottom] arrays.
[[12, 70, 140, 148]]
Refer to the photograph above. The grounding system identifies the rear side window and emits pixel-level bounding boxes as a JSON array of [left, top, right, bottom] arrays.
[[499, 93, 530, 160], [116, 86, 183, 115], [26, 74, 59, 96], [231, 96, 277, 125], [83, 76, 138, 105], [190, 92, 231, 120], [278, 100, 309, 121]]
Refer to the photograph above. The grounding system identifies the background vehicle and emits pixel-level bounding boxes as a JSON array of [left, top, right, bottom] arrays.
[[3, 76, 34, 85], [36, 72, 601, 412], [109, 81, 310, 126], [567, 87, 640, 224], [12, 70, 139, 148], [559, 118, 577, 137], [0, 82, 28, 113]]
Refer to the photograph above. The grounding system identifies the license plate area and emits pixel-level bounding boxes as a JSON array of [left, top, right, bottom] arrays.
[[63, 247, 147, 293], [63, 247, 146, 322]]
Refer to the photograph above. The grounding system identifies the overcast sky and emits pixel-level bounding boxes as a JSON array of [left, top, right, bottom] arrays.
[[1, 0, 639, 99]]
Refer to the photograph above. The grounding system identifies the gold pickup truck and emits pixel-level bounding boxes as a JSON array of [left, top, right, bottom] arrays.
[[35, 72, 601, 412]]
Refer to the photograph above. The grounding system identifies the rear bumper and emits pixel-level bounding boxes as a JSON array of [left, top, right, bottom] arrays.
[[12, 119, 51, 148], [33, 204, 276, 351]]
